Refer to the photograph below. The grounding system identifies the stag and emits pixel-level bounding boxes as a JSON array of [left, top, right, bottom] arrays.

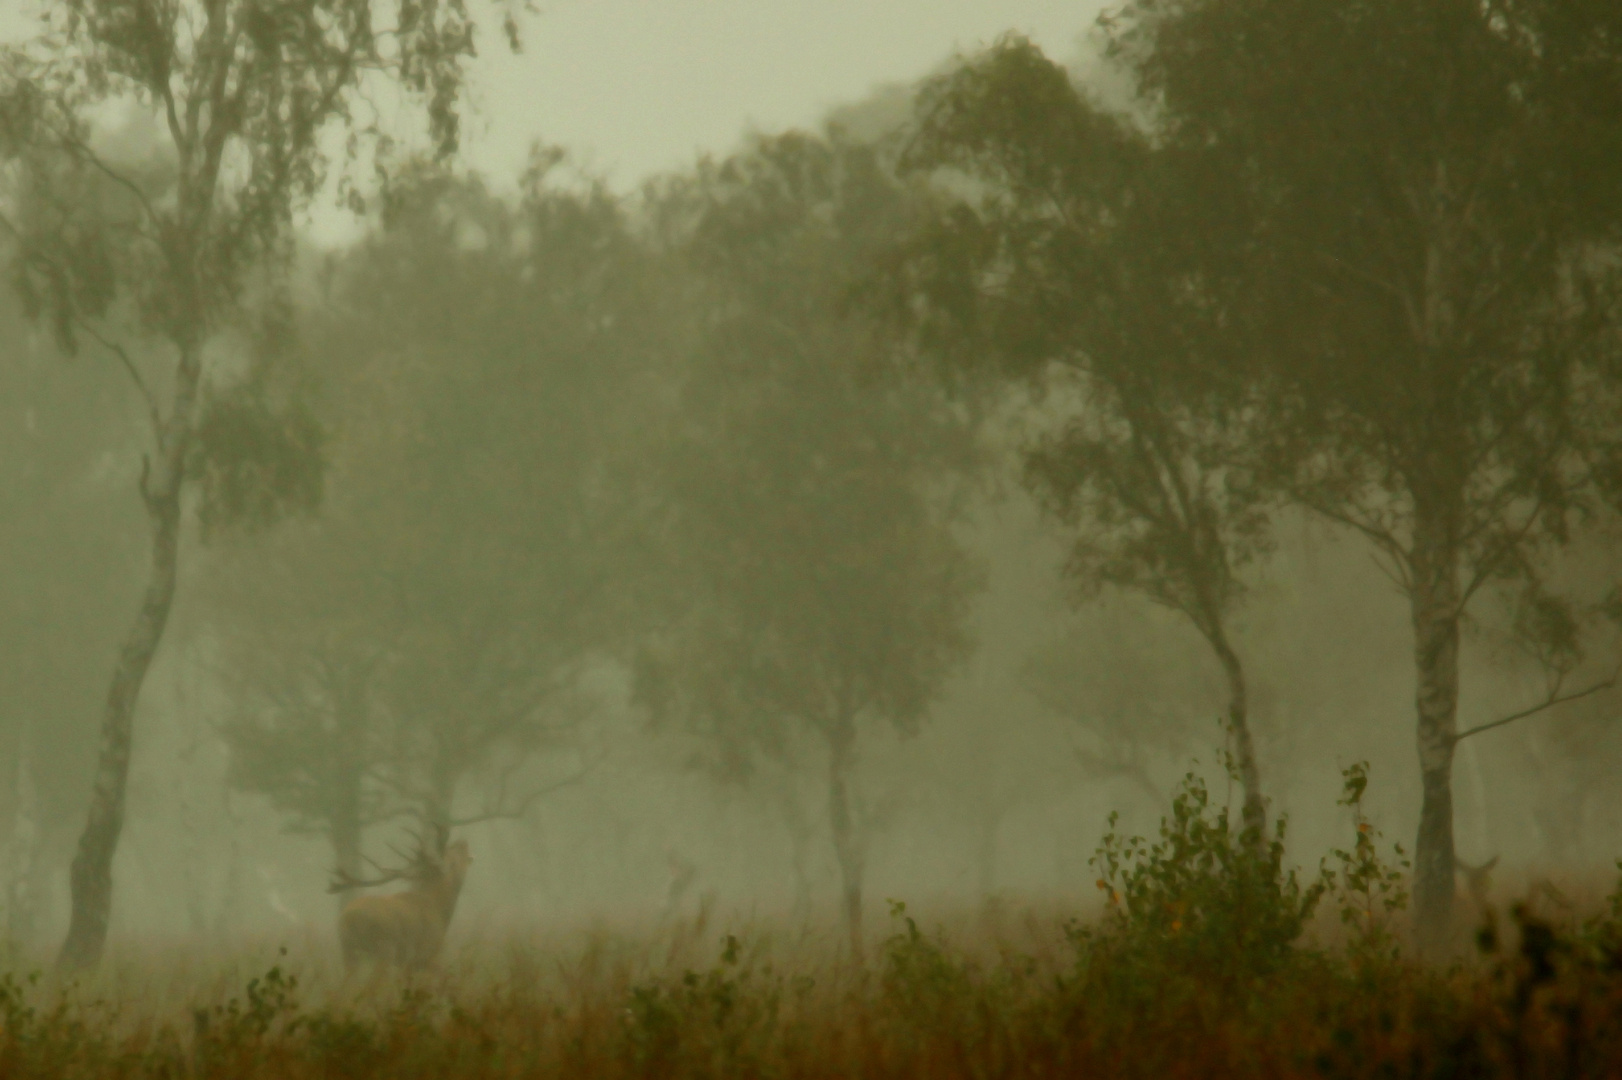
[[329, 824, 472, 974]]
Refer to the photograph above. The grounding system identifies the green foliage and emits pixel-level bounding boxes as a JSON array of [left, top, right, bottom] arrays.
[[204, 159, 650, 840], [189, 385, 325, 540], [12, 851, 1622, 1078], [1326, 762, 1411, 963], [194, 954, 303, 1049], [1084, 770, 1326, 982], [1098, 0, 1622, 945], [879, 900, 975, 1018], [635, 130, 980, 772], [1578, 861, 1622, 968], [622, 934, 795, 1078]]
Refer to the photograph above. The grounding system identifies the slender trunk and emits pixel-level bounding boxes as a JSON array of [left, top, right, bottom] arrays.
[[773, 789, 814, 926], [57, 453, 185, 970], [1206, 623, 1266, 837], [1409, 502, 1461, 956], [214, 792, 243, 937], [825, 711, 864, 961], [975, 807, 1002, 902], [57, 329, 202, 971], [425, 751, 458, 832], [332, 671, 367, 873], [7, 741, 39, 947], [788, 829, 813, 927], [330, 792, 363, 911]]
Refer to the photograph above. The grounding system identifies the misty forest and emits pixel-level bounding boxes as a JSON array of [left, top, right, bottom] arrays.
[[2, 0, 1622, 1076]]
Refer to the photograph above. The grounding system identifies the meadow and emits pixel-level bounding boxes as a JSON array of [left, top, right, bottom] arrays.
[[5, 771, 1622, 1079]]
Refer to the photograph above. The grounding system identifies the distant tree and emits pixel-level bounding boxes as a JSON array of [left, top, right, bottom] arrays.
[[0, 0, 508, 969], [1108, 0, 1622, 950], [892, 39, 1276, 833], [207, 577, 397, 886], [1023, 606, 1226, 811], [634, 132, 980, 956], [202, 161, 650, 871]]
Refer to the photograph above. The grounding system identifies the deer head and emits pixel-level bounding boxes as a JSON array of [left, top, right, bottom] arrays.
[[1455, 855, 1498, 911], [330, 823, 472, 974]]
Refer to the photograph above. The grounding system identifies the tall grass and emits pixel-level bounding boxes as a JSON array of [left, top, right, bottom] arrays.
[[5, 771, 1622, 1078]]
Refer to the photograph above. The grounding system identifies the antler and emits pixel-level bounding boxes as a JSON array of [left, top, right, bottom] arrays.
[[329, 859, 414, 894], [328, 826, 446, 894]]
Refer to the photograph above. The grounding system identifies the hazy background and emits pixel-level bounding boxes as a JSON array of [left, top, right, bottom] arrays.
[[1, 0, 1618, 959]]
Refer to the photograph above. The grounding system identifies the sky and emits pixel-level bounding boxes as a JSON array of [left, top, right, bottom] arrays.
[[0, 1, 1108, 238], [459, 0, 1106, 189]]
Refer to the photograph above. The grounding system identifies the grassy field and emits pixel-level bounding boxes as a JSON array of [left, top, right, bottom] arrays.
[[5, 778, 1622, 1079]]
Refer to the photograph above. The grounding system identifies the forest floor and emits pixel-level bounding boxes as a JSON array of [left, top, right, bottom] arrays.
[[3, 874, 1622, 1080]]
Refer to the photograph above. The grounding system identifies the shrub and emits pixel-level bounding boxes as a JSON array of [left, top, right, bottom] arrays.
[[1326, 761, 1411, 965], [1080, 769, 1327, 985]]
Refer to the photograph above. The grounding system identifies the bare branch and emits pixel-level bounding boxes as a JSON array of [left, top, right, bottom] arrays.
[[1311, 246, 1408, 302], [1293, 490, 1413, 589], [1453, 669, 1619, 744], [1456, 492, 1554, 613], [0, 208, 165, 435], [72, 319, 164, 436], [444, 752, 606, 828], [1367, 549, 1412, 595], [52, 125, 163, 228]]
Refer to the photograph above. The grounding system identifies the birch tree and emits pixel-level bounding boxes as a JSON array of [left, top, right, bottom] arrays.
[[893, 39, 1276, 833], [0, 0, 502, 970], [1110, 0, 1622, 950]]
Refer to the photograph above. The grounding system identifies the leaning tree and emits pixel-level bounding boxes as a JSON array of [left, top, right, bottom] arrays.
[[890, 38, 1278, 833]]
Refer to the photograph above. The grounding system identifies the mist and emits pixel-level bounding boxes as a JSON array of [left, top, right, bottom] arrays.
[[2, 0, 1621, 1014]]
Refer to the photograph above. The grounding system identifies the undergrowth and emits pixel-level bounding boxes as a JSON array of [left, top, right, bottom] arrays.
[[5, 767, 1622, 1078]]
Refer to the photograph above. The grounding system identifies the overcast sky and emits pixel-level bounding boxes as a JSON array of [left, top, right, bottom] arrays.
[[0, 1, 1108, 231], [462, 0, 1105, 189]]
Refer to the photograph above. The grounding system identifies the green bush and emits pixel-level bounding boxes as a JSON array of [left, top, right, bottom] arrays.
[[1326, 761, 1410, 966], [1080, 770, 1326, 985]]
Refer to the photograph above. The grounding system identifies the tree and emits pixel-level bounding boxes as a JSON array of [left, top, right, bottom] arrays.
[[1023, 604, 1227, 811], [0, 0, 501, 969], [206, 564, 398, 887], [1107, 0, 1622, 949], [635, 131, 980, 956], [203, 160, 648, 875], [892, 39, 1276, 833]]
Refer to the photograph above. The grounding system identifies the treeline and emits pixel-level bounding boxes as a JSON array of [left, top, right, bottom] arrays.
[[2, 0, 1622, 970]]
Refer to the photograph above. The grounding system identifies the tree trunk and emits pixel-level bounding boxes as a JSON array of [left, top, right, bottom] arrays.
[[332, 672, 367, 867], [214, 791, 244, 937], [6, 741, 40, 947], [425, 750, 458, 833], [1205, 623, 1266, 837], [1409, 505, 1461, 956], [825, 712, 864, 961], [57, 455, 185, 971], [788, 830, 813, 927], [57, 330, 201, 972], [975, 806, 1003, 902], [773, 787, 815, 926], [330, 786, 363, 908]]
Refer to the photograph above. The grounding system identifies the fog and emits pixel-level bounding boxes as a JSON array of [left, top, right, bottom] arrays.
[[2, 0, 1620, 972]]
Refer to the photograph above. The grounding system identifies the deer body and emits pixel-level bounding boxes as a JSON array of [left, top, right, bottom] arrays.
[[334, 835, 471, 975]]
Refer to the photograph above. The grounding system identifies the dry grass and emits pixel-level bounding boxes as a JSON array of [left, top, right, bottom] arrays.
[[2, 880, 1622, 1080]]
